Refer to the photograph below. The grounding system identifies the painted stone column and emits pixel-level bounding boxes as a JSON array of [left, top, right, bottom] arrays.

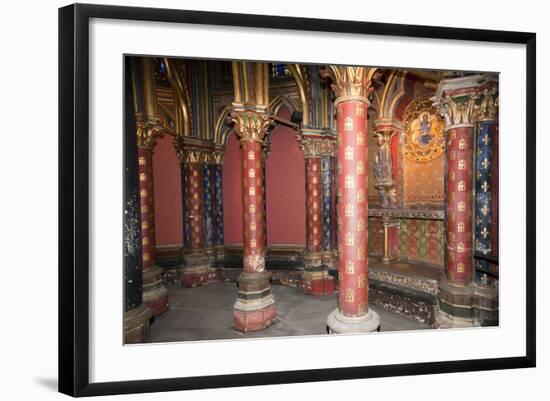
[[136, 118, 169, 317], [323, 66, 381, 334], [202, 153, 215, 266], [474, 84, 499, 325], [211, 151, 225, 262], [301, 137, 336, 295], [433, 76, 482, 328], [123, 82, 152, 342], [178, 149, 216, 287], [231, 110, 276, 332]]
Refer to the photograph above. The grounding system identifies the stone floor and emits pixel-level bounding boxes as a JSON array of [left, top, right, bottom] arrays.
[[150, 282, 433, 343]]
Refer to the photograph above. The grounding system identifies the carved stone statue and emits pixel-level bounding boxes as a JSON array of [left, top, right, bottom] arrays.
[[373, 130, 396, 208]]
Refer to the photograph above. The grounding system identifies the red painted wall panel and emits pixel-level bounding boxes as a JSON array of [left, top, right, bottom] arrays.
[[222, 131, 244, 243], [265, 108, 306, 245], [152, 134, 183, 245]]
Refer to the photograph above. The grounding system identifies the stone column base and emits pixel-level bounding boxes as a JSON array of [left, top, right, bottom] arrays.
[[301, 270, 335, 296], [322, 250, 337, 270], [327, 308, 380, 334], [124, 304, 153, 344], [180, 253, 218, 287], [204, 247, 216, 267], [233, 271, 276, 332], [473, 284, 499, 326], [214, 245, 225, 263], [143, 265, 169, 317], [162, 265, 181, 285], [435, 277, 487, 328]]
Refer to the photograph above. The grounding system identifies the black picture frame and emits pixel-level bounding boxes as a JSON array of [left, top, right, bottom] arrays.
[[59, 3, 536, 397]]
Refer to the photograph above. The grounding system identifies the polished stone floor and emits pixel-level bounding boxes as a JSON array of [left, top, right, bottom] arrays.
[[150, 282, 432, 343]]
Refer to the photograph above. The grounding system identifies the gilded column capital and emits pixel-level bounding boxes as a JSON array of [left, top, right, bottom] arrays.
[[320, 66, 382, 106], [477, 87, 499, 122], [210, 150, 224, 166], [135, 113, 163, 149], [433, 93, 479, 129], [230, 110, 272, 143], [177, 149, 207, 164], [432, 73, 499, 129], [300, 137, 336, 158]]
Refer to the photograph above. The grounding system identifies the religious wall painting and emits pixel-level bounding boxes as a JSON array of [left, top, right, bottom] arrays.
[[404, 97, 445, 163]]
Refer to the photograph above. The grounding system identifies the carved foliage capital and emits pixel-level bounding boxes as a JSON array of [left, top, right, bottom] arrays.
[[231, 110, 271, 143], [135, 114, 163, 149], [320, 66, 381, 103], [477, 87, 499, 122], [434, 93, 479, 128], [300, 138, 336, 158]]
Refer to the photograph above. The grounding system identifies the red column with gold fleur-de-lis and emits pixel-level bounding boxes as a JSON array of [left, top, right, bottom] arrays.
[[177, 148, 216, 287], [231, 110, 276, 332], [433, 76, 482, 328], [323, 66, 381, 334], [301, 137, 336, 295], [136, 116, 168, 317]]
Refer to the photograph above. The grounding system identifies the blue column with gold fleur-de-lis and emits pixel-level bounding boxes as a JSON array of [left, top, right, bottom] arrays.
[[212, 152, 224, 260], [321, 156, 332, 251], [181, 163, 190, 251], [475, 120, 495, 286], [203, 155, 214, 261]]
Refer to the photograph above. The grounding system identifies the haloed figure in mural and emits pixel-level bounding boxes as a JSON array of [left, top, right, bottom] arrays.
[[122, 56, 500, 344]]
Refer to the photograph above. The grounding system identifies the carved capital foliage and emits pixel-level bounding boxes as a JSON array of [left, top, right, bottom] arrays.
[[320, 66, 381, 104], [210, 151, 224, 165], [477, 88, 499, 122], [231, 110, 271, 143], [300, 137, 336, 158], [434, 93, 479, 127], [135, 114, 164, 149]]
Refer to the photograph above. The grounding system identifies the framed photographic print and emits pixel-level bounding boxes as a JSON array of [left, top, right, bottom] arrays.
[[58, 3, 536, 397]]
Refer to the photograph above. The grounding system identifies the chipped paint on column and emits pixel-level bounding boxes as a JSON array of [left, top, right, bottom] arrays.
[[242, 141, 265, 273]]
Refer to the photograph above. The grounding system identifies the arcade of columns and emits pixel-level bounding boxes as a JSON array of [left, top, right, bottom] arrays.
[[123, 57, 499, 342]]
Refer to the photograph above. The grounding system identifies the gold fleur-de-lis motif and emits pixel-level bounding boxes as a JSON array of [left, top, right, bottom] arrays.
[[356, 161, 364, 175], [345, 175, 354, 188], [344, 116, 353, 131], [482, 158, 490, 169], [357, 131, 364, 145], [481, 226, 489, 239], [357, 189, 365, 203], [480, 204, 489, 216], [345, 146, 354, 160], [346, 261, 354, 274], [358, 273, 366, 288], [482, 181, 489, 192], [483, 134, 490, 146]]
